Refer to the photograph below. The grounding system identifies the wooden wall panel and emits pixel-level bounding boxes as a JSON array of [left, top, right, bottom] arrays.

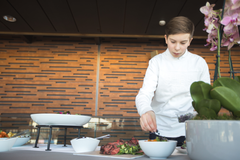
[[97, 39, 240, 117], [0, 36, 98, 117], [0, 36, 240, 120], [189, 45, 240, 82], [97, 39, 165, 117]]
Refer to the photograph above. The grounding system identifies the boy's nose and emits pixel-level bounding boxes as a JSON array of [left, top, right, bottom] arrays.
[[175, 43, 180, 50]]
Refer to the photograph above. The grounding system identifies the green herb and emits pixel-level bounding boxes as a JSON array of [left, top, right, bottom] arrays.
[[57, 111, 81, 115], [181, 141, 186, 149], [116, 144, 143, 155], [155, 136, 168, 142]]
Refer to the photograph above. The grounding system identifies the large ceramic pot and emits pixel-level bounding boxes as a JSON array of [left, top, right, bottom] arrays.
[[185, 120, 240, 160]]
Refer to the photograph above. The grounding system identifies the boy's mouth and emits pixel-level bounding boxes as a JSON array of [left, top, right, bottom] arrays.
[[173, 52, 181, 56]]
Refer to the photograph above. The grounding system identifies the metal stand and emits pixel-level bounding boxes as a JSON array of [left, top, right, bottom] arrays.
[[33, 125, 83, 151]]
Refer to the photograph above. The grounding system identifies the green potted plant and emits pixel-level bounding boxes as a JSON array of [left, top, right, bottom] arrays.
[[185, 1, 240, 160], [190, 77, 240, 119]]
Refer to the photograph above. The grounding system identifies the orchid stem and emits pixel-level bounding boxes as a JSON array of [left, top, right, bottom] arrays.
[[229, 50, 232, 78], [217, 28, 221, 78], [228, 49, 234, 79]]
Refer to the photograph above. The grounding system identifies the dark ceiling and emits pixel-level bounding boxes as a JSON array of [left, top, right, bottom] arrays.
[[0, 0, 224, 40]]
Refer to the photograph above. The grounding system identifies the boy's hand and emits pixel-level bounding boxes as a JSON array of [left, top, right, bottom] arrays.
[[140, 111, 157, 132]]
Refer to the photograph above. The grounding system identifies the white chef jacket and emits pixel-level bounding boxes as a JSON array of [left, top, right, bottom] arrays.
[[136, 49, 210, 137]]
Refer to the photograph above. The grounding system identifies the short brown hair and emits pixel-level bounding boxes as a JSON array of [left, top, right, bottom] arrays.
[[165, 16, 195, 38]]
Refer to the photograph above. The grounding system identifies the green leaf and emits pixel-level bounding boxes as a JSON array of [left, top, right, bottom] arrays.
[[213, 77, 240, 98], [120, 145, 125, 149], [192, 101, 198, 112], [210, 86, 240, 113], [190, 81, 212, 104], [234, 76, 240, 83], [197, 99, 221, 114], [199, 107, 217, 119], [233, 111, 240, 117]]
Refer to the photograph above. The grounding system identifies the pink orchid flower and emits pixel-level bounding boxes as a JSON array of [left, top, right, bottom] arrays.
[[210, 43, 218, 51], [221, 13, 240, 34], [206, 31, 218, 51], [200, 2, 222, 35], [200, 1, 240, 51], [206, 18, 220, 33], [231, 0, 240, 10], [200, 2, 215, 17], [224, 0, 234, 13], [222, 32, 240, 50]]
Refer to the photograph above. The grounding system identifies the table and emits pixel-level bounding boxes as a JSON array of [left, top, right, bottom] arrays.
[[0, 144, 191, 160], [0, 150, 191, 160], [34, 125, 83, 151]]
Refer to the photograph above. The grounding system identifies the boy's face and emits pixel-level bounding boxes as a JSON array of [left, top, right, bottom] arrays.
[[165, 33, 192, 58]]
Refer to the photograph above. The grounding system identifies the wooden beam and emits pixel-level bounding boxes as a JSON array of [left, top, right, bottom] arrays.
[[21, 35, 33, 44], [94, 37, 101, 45], [0, 31, 207, 39]]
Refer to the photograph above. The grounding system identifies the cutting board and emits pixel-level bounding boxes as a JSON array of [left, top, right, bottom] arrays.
[[73, 150, 144, 159]]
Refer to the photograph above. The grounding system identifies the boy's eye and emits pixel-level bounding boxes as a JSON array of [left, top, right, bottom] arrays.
[[171, 41, 175, 43], [181, 43, 186, 45]]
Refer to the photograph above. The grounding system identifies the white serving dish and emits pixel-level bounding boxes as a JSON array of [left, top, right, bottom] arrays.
[[70, 137, 100, 153], [30, 113, 91, 126], [0, 137, 18, 152], [138, 140, 177, 159], [176, 147, 187, 154], [13, 136, 31, 147]]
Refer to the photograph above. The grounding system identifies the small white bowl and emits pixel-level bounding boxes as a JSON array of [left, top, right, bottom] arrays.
[[13, 136, 31, 147], [138, 140, 177, 159], [0, 138, 18, 152], [70, 137, 100, 153]]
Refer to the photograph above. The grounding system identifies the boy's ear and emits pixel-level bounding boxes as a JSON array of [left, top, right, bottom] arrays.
[[164, 35, 168, 44], [189, 37, 193, 46]]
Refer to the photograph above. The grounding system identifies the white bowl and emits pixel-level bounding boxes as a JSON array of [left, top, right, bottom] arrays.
[[70, 137, 100, 153], [13, 136, 31, 147], [30, 113, 91, 126], [138, 140, 177, 159], [0, 138, 18, 152]]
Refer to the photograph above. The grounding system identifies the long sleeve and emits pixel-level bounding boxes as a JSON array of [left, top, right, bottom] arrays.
[[135, 57, 159, 116]]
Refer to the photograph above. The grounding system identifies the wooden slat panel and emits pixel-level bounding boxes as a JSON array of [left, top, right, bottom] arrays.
[[1, 36, 240, 118], [97, 39, 240, 117], [0, 36, 97, 116], [97, 40, 164, 117]]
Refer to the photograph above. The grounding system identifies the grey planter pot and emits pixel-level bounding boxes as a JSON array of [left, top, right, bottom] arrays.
[[185, 120, 240, 160]]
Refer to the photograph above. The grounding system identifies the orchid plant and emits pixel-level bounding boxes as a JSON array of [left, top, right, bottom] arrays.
[[200, 0, 240, 80]]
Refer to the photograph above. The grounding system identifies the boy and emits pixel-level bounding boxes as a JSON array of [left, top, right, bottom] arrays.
[[135, 16, 210, 146]]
